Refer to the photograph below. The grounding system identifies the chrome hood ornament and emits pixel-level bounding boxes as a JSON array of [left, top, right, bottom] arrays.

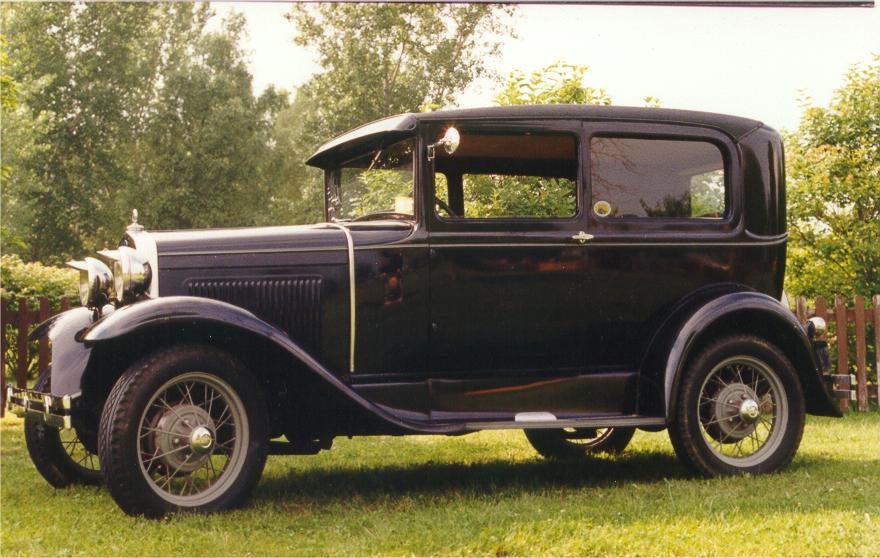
[[127, 208, 144, 233]]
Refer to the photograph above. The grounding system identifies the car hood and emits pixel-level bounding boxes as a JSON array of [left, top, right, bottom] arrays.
[[143, 221, 414, 257]]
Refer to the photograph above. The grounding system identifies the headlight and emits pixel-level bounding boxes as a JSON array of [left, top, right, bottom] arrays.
[[68, 257, 115, 308], [807, 316, 827, 339], [112, 246, 152, 302]]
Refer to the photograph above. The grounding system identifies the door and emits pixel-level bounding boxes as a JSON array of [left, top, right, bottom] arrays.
[[580, 122, 741, 370], [425, 121, 590, 378]]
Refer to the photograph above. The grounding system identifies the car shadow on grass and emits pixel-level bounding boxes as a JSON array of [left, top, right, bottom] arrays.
[[254, 450, 688, 502], [250, 451, 875, 518]]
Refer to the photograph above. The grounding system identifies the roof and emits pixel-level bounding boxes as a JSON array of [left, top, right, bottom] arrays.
[[305, 105, 764, 168]]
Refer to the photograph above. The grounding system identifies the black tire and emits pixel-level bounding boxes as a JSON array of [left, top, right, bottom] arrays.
[[98, 344, 269, 517], [669, 335, 805, 477], [525, 427, 636, 460], [24, 371, 103, 488]]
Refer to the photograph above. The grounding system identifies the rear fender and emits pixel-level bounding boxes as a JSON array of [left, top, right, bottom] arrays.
[[637, 283, 752, 416], [661, 292, 841, 420]]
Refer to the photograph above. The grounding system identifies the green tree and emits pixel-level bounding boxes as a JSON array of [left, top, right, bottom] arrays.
[[784, 55, 880, 299], [494, 62, 612, 106], [455, 62, 612, 219], [1, 4, 292, 262], [262, 92, 325, 225], [0, 35, 15, 111], [123, 12, 288, 231], [0, 33, 32, 255], [288, 4, 513, 139], [2, 3, 176, 262], [276, 4, 512, 223]]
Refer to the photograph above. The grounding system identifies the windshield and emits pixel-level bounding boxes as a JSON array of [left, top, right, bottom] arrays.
[[327, 138, 415, 222]]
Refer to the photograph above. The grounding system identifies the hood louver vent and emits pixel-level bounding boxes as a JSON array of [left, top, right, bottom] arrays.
[[186, 277, 322, 352]]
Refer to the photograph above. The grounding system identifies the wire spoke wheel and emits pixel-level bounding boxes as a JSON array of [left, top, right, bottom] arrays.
[[59, 430, 101, 472], [24, 370, 103, 487], [697, 355, 788, 467], [525, 426, 635, 459], [561, 427, 615, 448], [136, 372, 248, 507]]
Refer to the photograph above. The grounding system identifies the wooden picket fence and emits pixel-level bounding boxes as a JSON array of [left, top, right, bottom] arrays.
[[1, 297, 72, 417], [1, 294, 878, 417], [794, 294, 880, 413]]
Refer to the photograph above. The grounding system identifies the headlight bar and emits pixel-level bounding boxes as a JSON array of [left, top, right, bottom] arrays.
[[68, 246, 152, 309]]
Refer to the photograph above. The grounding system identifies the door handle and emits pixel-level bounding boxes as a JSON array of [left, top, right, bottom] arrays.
[[571, 231, 594, 244]]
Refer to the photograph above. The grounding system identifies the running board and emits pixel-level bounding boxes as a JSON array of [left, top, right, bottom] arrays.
[[463, 415, 667, 431]]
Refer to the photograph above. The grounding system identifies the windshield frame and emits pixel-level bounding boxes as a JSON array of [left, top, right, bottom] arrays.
[[324, 136, 418, 223]]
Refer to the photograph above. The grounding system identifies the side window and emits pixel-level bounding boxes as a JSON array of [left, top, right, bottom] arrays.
[[590, 137, 726, 219], [434, 132, 578, 219]]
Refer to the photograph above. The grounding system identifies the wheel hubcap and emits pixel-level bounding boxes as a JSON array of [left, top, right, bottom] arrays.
[[154, 405, 216, 474], [712, 383, 762, 439], [739, 399, 760, 422], [190, 426, 214, 453]]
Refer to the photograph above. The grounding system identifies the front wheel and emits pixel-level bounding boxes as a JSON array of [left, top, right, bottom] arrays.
[[98, 345, 269, 517], [24, 371, 102, 487], [669, 335, 805, 477], [525, 427, 635, 460]]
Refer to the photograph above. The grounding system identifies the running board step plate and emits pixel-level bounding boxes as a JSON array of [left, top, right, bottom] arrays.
[[464, 415, 666, 431]]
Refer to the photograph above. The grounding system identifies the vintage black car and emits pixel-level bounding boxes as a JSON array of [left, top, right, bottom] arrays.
[[8, 105, 840, 517]]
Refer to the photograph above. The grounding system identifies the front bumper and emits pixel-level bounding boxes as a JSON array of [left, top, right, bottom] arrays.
[[5, 386, 73, 429]]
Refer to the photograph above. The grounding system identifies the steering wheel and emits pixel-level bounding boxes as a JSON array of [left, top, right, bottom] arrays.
[[435, 196, 458, 217], [351, 211, 413, 222]]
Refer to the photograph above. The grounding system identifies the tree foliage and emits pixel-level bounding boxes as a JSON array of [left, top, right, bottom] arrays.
[[276, 4, 513, 222], [2, 3, 175, 261], [288, 4, 513, 139], [1, 4, 293, 263], [122, 12, 289, 231], [494, 62, 612, 107], [784, 55, 880, 299], [262, 93, 326, 225], [450, 63, 611, 219]]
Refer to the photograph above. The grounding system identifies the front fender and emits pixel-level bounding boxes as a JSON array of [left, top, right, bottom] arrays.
[[84, 296, 293, 346], [664, 291, 841, 420], [82, 296, 463, 435], [28, 307, 95, 397]]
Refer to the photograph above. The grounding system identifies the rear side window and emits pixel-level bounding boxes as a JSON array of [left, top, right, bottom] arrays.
[[590, 137, 726, 219]]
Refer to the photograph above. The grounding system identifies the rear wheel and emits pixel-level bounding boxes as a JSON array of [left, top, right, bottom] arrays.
[[24, 371, 102, 488], [669, 335, 805, 476], [99, 345, 268, 517], [525, 427, 635, 459]]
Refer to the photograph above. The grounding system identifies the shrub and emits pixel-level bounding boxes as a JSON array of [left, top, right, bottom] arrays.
[[2, 254, 78, 383], [1, 254, 78, 306]]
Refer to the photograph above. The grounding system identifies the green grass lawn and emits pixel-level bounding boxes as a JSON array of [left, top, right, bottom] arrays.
[[1, 413, 878, 557]]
